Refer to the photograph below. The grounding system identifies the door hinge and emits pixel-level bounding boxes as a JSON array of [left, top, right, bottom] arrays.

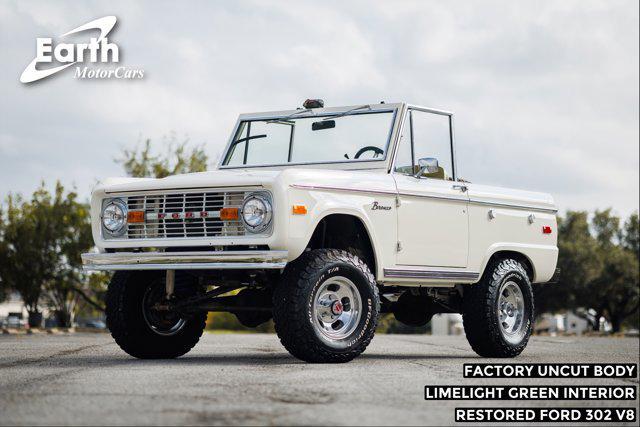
[[395, 195, 401, 208], [396, 241, 402, 252]]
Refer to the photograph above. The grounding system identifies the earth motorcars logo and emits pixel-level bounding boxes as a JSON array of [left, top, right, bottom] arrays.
[[20, 16, 144, 83]]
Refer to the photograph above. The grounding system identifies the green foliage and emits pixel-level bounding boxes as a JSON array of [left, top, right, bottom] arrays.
[[622, 212, 639, 254], [0, 212, 7, 303], [0, 189, 55, 320], [592, 209, 620, 247], [535, 210, 639, 332], [118, 134, 208, 178], [0, 182, 103, 326], [206, 312, 275, 333], [535, 211, 602, 313]]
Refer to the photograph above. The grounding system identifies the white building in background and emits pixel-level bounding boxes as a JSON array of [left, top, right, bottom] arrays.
[[0, 292, 29, 319], [535, 312, 595, 335], [564, 312, 590, 335], [0, 292, 52, 327], [430, 312, 594, 336], [431, 313, 463, 336], [535, 313, 564, 334]]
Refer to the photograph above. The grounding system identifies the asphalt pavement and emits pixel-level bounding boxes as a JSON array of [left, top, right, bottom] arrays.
[[0, 333, 638, 425]]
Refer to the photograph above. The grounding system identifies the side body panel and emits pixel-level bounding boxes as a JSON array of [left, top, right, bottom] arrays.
[[282, 169, 397, 281], [467, 184, 559, 283], [91, 169, 558, 284], [393, 174, 469, 268]]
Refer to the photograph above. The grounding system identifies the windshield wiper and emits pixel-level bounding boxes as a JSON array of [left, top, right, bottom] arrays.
[[267, 108, 314, 124], [266, 119, 295, 126], [323, 104, 371, 121]]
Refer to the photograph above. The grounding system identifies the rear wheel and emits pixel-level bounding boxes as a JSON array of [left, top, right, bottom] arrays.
[[273, 249, 379, 363], [106, 271, 206, 359], [462, 258, 534, 357]]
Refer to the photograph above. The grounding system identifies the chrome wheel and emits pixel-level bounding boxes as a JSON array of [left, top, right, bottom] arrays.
[[312, 276, 362, 341], [142, 282, 186, 336], [497, 281, 526, 344]]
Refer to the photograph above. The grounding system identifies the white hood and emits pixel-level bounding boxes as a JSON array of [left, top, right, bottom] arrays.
[[98, 169, 281, 193]]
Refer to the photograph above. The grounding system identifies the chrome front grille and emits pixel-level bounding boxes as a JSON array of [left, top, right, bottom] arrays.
[[125, 191, 247, 239]]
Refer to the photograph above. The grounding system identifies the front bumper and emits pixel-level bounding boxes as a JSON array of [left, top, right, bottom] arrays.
[[81, 250, 288, 271]]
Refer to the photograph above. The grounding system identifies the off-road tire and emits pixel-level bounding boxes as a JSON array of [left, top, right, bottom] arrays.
[[462, 258, 534, 358], [273, 249, 379, 363], [106, 271, 207, 359]]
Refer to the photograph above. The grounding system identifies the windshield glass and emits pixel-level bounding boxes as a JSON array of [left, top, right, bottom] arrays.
[[222, 110, 396, 167]]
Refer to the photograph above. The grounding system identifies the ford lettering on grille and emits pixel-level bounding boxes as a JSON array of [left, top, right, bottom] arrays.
[[126, 191, 246, 239]]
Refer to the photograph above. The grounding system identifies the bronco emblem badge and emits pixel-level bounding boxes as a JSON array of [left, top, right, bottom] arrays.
[[371, 201, 391, 211]]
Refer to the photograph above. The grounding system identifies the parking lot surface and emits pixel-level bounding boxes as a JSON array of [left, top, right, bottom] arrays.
[[0, 333, 638, 425]]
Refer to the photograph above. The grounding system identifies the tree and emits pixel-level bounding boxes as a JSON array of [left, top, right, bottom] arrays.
[[0, 183, 94, 327], [622, 212, 639, 255], [535, 210, 639, 333], [597, 246, 638, 332], [0, 211, 8, 303], [41, 184, 94, 327], [535, 211, 603, 319], [592, 209, 620, 247], [590, 210, 639, 332], [29, 137, 206, 324], [1, 192, 51, 326], [620, 212, 640, 330], [118, 134, 208, 178], [45, 136, 210, 324], [1, 192, 48, 325]]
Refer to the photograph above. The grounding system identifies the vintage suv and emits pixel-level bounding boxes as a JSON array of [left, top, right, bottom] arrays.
[[83, 100, 559, 363]]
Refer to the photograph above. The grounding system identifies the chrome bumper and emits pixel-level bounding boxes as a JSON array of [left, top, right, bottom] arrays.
[[81, 250, 288, 271]]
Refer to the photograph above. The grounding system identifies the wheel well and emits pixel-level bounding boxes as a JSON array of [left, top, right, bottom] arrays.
[[486, 250, 534, 281], [307, 214, 376, 273]]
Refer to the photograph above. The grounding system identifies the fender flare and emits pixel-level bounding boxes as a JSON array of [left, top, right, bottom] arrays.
[[478, 243, 537, 282], [298, 208, 383, 277]]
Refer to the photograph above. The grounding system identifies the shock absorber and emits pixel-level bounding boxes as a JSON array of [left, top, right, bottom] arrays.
[[165, 270, 175, 299]]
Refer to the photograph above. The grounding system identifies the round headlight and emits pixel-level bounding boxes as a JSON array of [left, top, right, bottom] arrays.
[[102, 199, 127, 235], [241, 194, 272, 233]]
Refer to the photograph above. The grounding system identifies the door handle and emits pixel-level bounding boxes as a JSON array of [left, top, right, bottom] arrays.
[[452, 184, 468, 192]]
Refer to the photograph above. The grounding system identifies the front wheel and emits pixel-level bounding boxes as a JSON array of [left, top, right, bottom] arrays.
[[462, 258, 534, 357], [106, 271, 207, 359], [273, 249, 380, 363]]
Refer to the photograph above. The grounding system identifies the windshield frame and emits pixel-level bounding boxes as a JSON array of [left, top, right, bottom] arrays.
[[218, 103, 402, 170]]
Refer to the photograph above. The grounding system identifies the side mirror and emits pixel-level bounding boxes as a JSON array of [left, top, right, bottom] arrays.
[[414, 157, 439, 177]]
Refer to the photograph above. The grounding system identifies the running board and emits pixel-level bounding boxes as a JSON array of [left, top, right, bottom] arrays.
[[383, 268, 479, 281]]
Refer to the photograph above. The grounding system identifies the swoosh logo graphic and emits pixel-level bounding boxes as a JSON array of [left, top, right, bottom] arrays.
[[20, 16, 117, 83]]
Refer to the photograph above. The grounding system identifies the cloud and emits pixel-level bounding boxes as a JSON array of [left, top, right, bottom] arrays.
[[0, 0, 638, 215]]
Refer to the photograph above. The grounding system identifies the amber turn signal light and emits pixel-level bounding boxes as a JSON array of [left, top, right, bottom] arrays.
[[292, 205, 307, 215], [220, 207, 239, 221], [127, 210, 145, 223]]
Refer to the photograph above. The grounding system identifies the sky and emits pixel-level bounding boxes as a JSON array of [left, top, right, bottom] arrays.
[[0, 0, 638, 217]]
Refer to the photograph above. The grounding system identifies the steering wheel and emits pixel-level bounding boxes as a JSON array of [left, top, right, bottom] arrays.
[[354, 146, 384, 159]]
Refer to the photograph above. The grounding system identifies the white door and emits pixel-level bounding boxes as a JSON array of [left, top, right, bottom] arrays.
[[393, 109, 469, 268]]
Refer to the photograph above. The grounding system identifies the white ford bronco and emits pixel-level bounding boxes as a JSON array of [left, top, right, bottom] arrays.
[[83, 100, 559, 362]]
